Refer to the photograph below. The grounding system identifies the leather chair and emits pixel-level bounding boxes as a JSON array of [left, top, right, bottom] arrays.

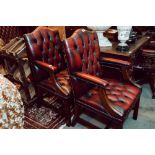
[[24, 26, 72, 126], [64, 29, 142, 128], [140, 40, 155, 98]]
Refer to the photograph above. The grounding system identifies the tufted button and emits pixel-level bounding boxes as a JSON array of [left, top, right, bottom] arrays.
[[53, 55, 56, 60], [54, 45, 58, 49], [40, 32, 44, 41], [58, 62, 61, 67], [48, 46, 51, 51], [74, 44, 77, 49], [33, 38, 37, 43]]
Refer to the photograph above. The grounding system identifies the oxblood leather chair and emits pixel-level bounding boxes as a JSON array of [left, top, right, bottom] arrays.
[[140, 40, 155, 98], [64, 29, 142, 128], [24, 26, 72, 126]]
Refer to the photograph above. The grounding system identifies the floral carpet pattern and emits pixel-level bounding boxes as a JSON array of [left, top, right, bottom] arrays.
[[24, 101, 65, 129]]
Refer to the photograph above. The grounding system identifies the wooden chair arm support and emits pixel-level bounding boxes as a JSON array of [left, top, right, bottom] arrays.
[[74, 72, 109, 88], [120, 66, 142, 89], [35, 60, 58, 73], [101, 57, 131, 67], [74, 72, 123, 118], [35, 60, 68, 95]]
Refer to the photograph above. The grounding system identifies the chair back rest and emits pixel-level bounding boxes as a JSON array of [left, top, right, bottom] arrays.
[[64, 28, 101, 76], [24, 26, 66, 82], [64, 29, 101, 97]]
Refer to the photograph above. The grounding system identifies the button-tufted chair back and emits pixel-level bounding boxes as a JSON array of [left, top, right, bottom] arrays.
[[65, 29, 101, 76], [24, 26, 66, 82], [64, 29, 141, 128], [64, 29, 101, 98]]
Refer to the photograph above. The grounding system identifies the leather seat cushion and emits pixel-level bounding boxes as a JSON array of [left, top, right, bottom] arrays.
[[78, 79, 140, 116], [39, 69, 71, 96]]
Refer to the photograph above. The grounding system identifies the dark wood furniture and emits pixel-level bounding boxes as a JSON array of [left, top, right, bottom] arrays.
[[100, 35, 150, 63], [140, 41, 155, 98], [65, 26, 88, 38], [64, 29, 142, 129], [0, 26, 36, 43], [24, 26, 72, 126], [99, 36, 150, 84], [0, 38, 35, 105]]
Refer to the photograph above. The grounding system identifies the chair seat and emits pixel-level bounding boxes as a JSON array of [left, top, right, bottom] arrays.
[[79, 79, 140, 117], [39, 70, 71, 97]]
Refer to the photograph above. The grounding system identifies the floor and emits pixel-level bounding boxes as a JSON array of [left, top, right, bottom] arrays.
[[64, 84, 155, 129]]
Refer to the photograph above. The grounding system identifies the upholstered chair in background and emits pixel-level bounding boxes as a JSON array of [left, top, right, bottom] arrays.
[[140, 40, 155, 98], [24, 26, 72, 126], [64, 29, 142, 128]]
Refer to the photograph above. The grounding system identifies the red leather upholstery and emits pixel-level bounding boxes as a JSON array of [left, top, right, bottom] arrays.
[[39, 69, 71, 96], [65, 29, 101, 76], [24, 26, 66, 82], [79, 79, 139, 116], [64, 29, 141, 128], [24, 27, 72, 126]]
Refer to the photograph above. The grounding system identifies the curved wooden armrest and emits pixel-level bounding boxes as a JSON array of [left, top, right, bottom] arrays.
[[101, 57, 131, 67], [35, 60, 58, 73], [35, 60, 67, 95], [150, 40, 155, 44], [142, 49, 155, 54], [120, 66, 142, 89], [75, 72, 124, 118], [75, 72, 109, 88]]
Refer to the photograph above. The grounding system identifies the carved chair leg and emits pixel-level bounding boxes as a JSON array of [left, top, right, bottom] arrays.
[[71, 104, 81, 126], [150, 76, 155, 99], [133, 98, 140, 120], [118, 124, 123, 129], [64, 101, 71, 126], [36, 87, 43, 108]]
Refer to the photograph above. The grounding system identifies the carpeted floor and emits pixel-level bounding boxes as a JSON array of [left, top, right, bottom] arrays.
[[64, 84, 155, 129], [24, 83, 155, 129], [23, 93, 75, 129], [24, 101, 65, 129], [1, 65, 155, 129]]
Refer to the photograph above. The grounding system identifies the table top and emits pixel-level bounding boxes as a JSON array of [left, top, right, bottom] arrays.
[[100, 35, 150, 57]]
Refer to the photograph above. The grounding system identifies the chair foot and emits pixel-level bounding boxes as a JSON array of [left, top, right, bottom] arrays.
[[133, 98, 140, 120], [36, 88, 43, 108], [152, 94, 155, 99], [71, 104, 81, 126], [150, 77, 155, 99], [118, 124, 123, 129], [63, 101, 71, 127]]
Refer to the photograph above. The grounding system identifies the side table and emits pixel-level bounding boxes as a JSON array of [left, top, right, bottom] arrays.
[[99, 35, 150, 85]]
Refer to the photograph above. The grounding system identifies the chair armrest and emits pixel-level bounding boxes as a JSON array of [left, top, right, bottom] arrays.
[[101, 57, 131, 67], [35, 60, 58, 73], [150, 40, 155, 44], [74, 72, 109, 88], [141, 49, 155, 54], [100, 57, 141, 89], [120, 66, 142, 89], [74, 72, 124, 118]]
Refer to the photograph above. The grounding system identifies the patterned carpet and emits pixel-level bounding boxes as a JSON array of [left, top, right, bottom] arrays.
[[24, 83, 155, 129], [1, 65, 155, 129], [24, 100, 66, 129]]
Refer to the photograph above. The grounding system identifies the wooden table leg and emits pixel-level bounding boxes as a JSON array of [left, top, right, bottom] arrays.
[[150, 76, 155, 99]]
